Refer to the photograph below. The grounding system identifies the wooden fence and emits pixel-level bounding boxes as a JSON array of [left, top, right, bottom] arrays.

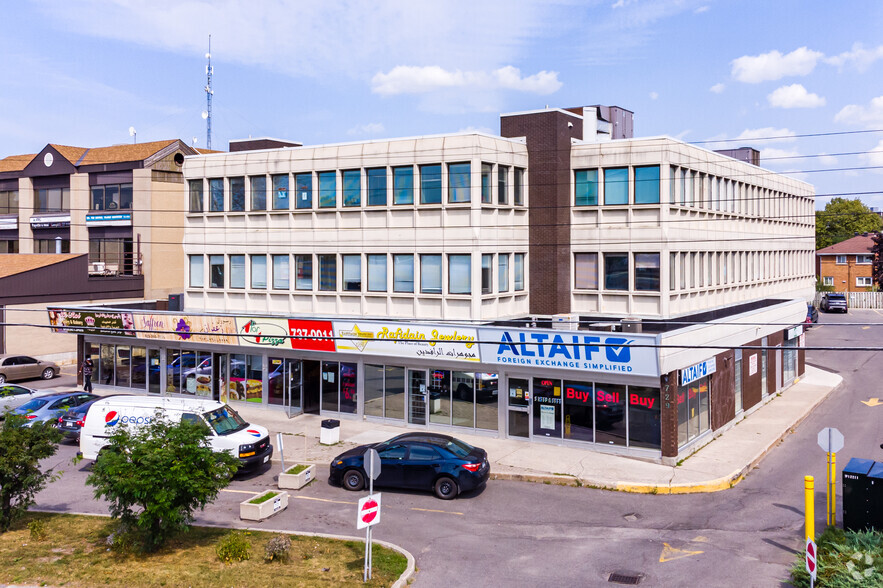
[[814, 291, 883, 309]]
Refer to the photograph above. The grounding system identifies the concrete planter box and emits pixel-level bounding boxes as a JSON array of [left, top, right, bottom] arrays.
[[278, 464, 315, 490], [240, 490, 289, 521]]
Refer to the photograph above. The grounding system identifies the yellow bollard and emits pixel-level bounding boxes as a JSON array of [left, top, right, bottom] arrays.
[[805, 475, 815, 542], [830, 453, 836, 527]]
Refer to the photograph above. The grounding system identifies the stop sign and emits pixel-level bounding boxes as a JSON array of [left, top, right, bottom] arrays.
[[357, 494, 381, 530], [805, 538, 817, 581]]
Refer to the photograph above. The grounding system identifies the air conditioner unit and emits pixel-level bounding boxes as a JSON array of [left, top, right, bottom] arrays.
[[552, 313, 579, 330], [88, 262, 106, 274]]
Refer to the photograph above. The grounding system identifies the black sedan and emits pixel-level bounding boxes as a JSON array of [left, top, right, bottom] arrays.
[[329, 432, 490, 499]]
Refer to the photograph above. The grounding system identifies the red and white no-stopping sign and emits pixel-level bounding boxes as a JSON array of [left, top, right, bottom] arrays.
[[805, 538, 817, 582], [357, 494, 381, 529]]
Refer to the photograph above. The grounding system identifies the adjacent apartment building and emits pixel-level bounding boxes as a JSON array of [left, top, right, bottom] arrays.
[[50, 106, 816, 461], [816, 233, 878, 292]]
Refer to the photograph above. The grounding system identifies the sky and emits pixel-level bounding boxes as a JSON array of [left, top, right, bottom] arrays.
[[2, 0, 883, 212]]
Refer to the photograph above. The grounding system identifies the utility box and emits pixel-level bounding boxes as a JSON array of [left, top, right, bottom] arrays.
[[842, 458, 876, 531], [320, 418, 340, 445], [867, 462, 883, 530]]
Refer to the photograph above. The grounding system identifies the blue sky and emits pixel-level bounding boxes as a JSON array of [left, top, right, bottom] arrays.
[[2, 0, 883, 211]]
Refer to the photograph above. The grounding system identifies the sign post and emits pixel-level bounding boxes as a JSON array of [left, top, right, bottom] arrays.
[[276, 432, 285, 473], [805, 537, 817, 588], [360, 448, 382, 582], [817, 427, 844, 526]]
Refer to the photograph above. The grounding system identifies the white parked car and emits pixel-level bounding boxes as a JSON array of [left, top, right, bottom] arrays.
[[0, 384, 59, 415], [79, 396, 272, 471]]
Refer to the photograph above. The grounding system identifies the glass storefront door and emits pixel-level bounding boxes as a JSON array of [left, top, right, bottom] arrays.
[[507, 377, 530, 438], [408, 369, 427, 425], [532, 377, 562, 438], [286, 359, 302, 417]]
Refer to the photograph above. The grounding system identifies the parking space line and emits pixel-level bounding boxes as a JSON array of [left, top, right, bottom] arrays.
[[294, 495, 357, 505], [410, 507, 463, 516], [221, 489, 262, 495]]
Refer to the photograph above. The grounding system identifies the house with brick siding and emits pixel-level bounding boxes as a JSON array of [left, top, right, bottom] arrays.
[[816, 234, 877, 292], [49, 106, 816, 463]]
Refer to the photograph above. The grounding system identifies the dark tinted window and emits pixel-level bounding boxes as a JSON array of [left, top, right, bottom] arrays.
[[378, 444, 407, 459], [2, 357, 17, 366], [18, 398, 49, 411], [48, 397, 75, 410], [19, 357, 38, 365], [440, 438, 474, 458], [408, 445, 441, 461], [0, 385, 29, 397]]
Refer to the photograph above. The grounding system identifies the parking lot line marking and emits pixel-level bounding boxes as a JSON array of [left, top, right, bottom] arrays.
[[221, 489, 262, 495], [410, 507, 463, 516], [294, 496, 356, 505]]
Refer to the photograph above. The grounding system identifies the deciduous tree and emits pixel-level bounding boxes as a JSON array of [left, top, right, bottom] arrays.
[[816, 198, 883, 249], [871, 231, 883, 288]]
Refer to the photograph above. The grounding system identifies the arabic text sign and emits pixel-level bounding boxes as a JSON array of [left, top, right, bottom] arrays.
[[136, 314, 237, 344], [48, 308, 135, 337], [334, 321, 479, 362], [478, 328, 659, 377]]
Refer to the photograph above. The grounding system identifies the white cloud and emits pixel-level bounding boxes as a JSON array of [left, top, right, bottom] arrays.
[[694, 5, 710, 13], [347, 122, 385, 136], [735, 127, 797, 143], [767, 84, 825, 108], [835, 96, 883, 126], [649, 91, 658, 100], [710, 83, 725, 94], [371, 65, 562, 96], [731, 47, 824, 83], [760, 147, 801, 162], [457, 125, 495, 134], [867, 140, 883, 169], [825, 43, 883, 72]]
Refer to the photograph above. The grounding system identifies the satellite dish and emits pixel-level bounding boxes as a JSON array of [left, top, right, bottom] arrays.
[[128, 126, 136, 137], [201, 111, 209, 120]]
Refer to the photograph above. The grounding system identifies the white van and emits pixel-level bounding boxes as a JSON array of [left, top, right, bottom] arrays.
[[79, 396, 273, 470]]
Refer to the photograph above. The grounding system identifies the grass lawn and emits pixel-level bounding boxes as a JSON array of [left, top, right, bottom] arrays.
[[1, 512, 407, 588]]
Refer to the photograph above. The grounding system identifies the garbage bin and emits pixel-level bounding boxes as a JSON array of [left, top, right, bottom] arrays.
[[320, 418, 340, 445], [842, 457, 876, 531], [868, 462, 883, 531]]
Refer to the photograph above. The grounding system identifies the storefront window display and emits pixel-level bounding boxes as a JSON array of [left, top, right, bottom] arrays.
[[783, 338, 797, 384], [533, 378, 562, 438], [364, 365, 406, 421], [594, 383, 627, 446], [677, 376, 710, 447], [627, 386, 661, 449], [225, 353, 263, 402], [429, 369, 452, 425]]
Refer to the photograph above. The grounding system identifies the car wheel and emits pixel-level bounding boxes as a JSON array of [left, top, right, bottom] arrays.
[[343, 469, 365, 492], [434, 476, 458, 500], [0, 374, 6, 384], [41, 368, 55, 380]]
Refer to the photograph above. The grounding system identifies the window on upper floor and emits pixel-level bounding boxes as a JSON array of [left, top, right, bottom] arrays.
[[836, 255, 847, 265], [209, 255, 224, 288], [250, 255, 267, 289], [514, 253, 525, 291], [342, 254, 361, 291], [367, 168, 387, 206], [448, 163, 471, 203], [230, 177, 245, 212], [318, 254, 336, 291], [420, 164, 442, 204], [35, 239, 70, 253], [89, 238, 135, 275], [209, 178, 224, 212], [604, 168, 628, 205], [857, 255, 873, 264], [497, 165, 509, 205], [295, 254, 313, 290], [635, 253, 660, 291], [367, 254, 387, 292], [230, 255, 245, 289], [91, 183, 132, 211], [250, 176, 267, 211], [35, 188, 70, 213], [0, 240, 19, 254], [393, 166, 414, 205], [604, 253, 629, 290], [295, 173, 313, 209], [343, 170, 361, 207], [574, 253, 598, 289], [481, 254, 493, 294], [481, 164, 493, 204], [449, 254, 471, 294], [499, 253, 509, 293], [272, 255, 289, 289], [319, 171, 336, 208], [514, 167, 525, 206], [0, 190, 18, 215], [272, 174, 289, 210], [394, 254, 414, 292], [189, 180, 203, 212], [421, 254, 442, 294], [575, 169, 598, 206], [634, 166, 660, 204]]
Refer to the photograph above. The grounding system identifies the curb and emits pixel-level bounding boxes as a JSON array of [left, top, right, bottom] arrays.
[[31, 509, 417, 587]]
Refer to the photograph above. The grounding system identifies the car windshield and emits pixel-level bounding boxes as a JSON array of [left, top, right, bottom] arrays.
[[442, 438, 475, 459], [203, 405, 248, 435], [17, 398, 49, 412]]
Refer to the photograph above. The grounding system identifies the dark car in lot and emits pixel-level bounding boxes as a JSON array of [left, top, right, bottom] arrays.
[[820, 292, 848, 313], [329, 432, 489, 499], [806, 303, 819, 324], [57, 395, 125, 443]]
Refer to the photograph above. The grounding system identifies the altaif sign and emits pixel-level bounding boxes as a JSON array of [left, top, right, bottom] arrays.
[[680, 357, 717, 386]]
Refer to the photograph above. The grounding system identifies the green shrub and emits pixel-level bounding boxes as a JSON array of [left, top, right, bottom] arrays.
[[216, 530, 252, 564], [249, 491, 278, 504], [285, 464, 308, 475], [264, 534, 291, 563], [27, 519, 46, 542], [790, 526, 883, 587]]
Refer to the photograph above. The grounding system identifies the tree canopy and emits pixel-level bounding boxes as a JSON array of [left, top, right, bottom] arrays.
[[816, 198, 883, 250], [871, 231, 883, 289]]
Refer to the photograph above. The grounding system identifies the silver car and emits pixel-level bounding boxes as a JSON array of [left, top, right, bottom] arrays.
[[0, 384, 59, 415], [12, 391, 98, 426], [0, 355, 60, 384]]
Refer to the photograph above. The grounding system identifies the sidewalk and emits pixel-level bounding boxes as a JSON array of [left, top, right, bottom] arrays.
[[225, 364, 841, 495]]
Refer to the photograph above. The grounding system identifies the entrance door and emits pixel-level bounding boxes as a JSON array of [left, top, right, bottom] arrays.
[[532, 377, 562, 439], [408, 369, 427, 425], [302, 360, 321, 414], [286, 359, 302, 418], [507, 377, 530, 438]]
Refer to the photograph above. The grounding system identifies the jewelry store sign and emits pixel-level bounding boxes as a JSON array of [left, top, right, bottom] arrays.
[[334, 321, 479, 362]]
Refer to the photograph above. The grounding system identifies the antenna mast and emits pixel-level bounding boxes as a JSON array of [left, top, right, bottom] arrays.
[[204, 35, 213, 150]]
